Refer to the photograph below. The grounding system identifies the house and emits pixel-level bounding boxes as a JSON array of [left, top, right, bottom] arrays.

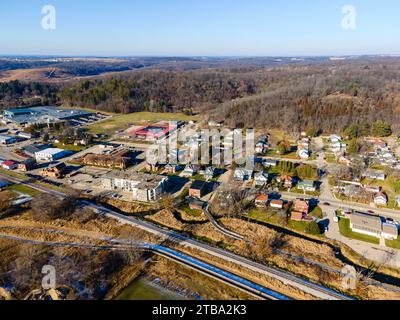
[[101, 172, 168, 202], [234, 168, 253, 181], [189, 180, 208, 199], [332, 142, 347, 152], [255, 194, 269, 208], [0, 134, 16, 145], [35, 148, 69, 162], [145, 162, 165, 173], [382, 223, 398, 240], [291, 211, 304, 221], [294, 199, 309, 214], [2, 160, 18, 170], [350, 212, 382, 238], [254, 171, 269, 186], [330, 135, 342, 143], [255, 142, 268, 155], [263, 159, 278, 167], [270, 200, 284, 209], [298, 180, 316, 192], [18, 158, 36, 172], [204, 167, 216, 180], [365, 137, 387, 148], [208, 120, 222, 127], [40, 163, 67, 179], [364, 185, 381, 193], [277, 175, 293, 189], [298, 149, 310, 160], [363, 169, 386, 181], [182, 164, 200, 177], [165, 164, 182, 174], [374, 192, 388, 206]]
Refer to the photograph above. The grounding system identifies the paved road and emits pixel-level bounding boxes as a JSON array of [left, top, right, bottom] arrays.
[[0, 230, 287, 300], [0, 170, 352, 300], [203, 205, 245, 241]]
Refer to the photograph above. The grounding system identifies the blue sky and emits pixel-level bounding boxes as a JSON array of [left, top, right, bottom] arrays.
[[1, 0, 399, 56]]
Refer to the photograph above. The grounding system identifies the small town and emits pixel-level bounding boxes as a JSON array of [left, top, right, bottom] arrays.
[[2, 1, 400, 310], [1, 103, 400, 301]]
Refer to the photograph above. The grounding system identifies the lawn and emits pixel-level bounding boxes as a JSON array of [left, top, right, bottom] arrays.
[[290, 187, 321, 197], [338, 218, 380, 245], [181, 206, 203, 217], [248, 208, 310, 233], [385, 238, 400, 249], [5, 184, 41, 196], [0, 168, 30, 181], [53, 143, 86, 152], [86, 112, 200, 135], [309, 206, 323, 219]]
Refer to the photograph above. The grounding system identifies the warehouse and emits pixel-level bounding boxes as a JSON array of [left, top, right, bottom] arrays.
[[35, 148, 69, 162], [0, 134, 17, 145], [3, 106, 94, 126]]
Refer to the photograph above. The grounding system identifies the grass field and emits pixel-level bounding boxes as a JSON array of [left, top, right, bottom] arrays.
[[309, 206, 323, 219], [386, 238, 400, 249], [87, 112, 200, 135], [248, 208, 309, 233], [5, 184, 41, 196], [338, 218, 380, 245], [53, 143, 86, 152]]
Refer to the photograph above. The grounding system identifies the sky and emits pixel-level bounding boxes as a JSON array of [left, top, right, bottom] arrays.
[[1, 0, 400, 56]]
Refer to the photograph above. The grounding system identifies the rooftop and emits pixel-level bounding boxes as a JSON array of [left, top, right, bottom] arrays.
[[3, 106, 93, 125], [36, 148, 66, 155], [104, 171, 167, 189], [190, 180, 207, 191], [350, 212, 382, 232]]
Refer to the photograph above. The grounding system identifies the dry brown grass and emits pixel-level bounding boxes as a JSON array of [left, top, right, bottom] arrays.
[[147, 209, 233, 244], [147, 256, 254, 300]]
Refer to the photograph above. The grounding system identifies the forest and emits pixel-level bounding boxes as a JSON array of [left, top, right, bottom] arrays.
[[1, 56, 400, 134]]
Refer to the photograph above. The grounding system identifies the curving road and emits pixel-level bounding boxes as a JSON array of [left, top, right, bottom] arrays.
[[203, 205, 245, 241], [0, 231, 288, 300], [0, 171, 352, 300]]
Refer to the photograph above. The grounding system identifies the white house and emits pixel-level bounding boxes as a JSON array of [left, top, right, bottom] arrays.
[[254, 171, 269, 186], [204, 167, 216, 180], [182, 164, 200, 177], [330, 135, 342, 143], [234, 168, 253, 181], [374, 192, 388, 206], [298, 149, 310, 160], [263, 159, 278, 167], [382, 223, 398, 240]]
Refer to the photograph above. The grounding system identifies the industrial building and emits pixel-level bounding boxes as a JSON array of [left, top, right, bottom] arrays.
[[101, 171, 168, 202], [3, 106, 94, 126], [0, 134, 17, 145], [35, 148, 69, 162]]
